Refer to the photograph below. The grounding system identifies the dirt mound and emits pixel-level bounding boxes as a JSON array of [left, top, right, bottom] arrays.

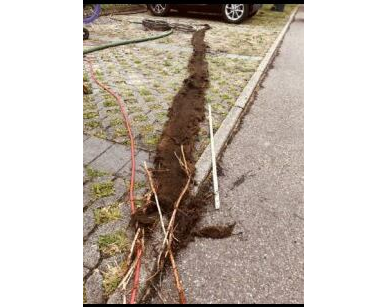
[[153, 25, 210, 214], [193, 223, 236, 239]]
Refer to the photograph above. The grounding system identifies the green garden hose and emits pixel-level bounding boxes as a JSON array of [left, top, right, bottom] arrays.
[[83, 29, 173, 55]]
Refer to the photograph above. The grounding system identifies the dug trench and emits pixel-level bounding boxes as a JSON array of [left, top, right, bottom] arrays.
[[130, 25, 237, 303], [132, 24, 210, 242]]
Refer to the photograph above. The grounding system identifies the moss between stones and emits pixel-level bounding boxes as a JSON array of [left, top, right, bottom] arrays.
[[114, 127, 128, 138], [110, 118, 124, 127], [83, 111, 99, 120], [91, 181, 115, 200], [85, 120, 101, 129], [103, 100, 117, 108], [94, 130, 107, 139], [144, 134, 160, 146], [98, 230, 129, 256], [102, 262, 128, 296], [139, 87, 152, 96], [144, 95, 155, 103], [133, 114, 148, 123], [94, 203, 122, 225], [140, 125, 154, 136], [86, 167, 107, 179]]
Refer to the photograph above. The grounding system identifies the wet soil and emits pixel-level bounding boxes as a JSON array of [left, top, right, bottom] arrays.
[[193, 223, 236, 239], [153, 25, 211, 214]]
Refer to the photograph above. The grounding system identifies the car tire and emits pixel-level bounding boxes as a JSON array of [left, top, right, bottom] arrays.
[[148, 4, 172, 17], [221, 4, 249, 24]]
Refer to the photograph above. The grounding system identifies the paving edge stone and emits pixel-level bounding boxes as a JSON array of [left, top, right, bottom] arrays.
[[193, 5, 300, 194]]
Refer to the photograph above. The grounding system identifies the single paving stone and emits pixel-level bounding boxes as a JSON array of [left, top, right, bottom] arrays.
[[119, 202, 131, 221], [84, 136, 113, 165], [89, 143, 132, 175], [114, 178, 128, 200], [85, 270, 104, 304], [107, 291, 122, 304], [83, 242, 101, 269], [83, 209, 96, 239], [116, 150, 153, 181]]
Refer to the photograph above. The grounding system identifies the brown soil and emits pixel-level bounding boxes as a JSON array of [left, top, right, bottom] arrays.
[[153, 25, 211, 214], [83, 83, 92, 95], [193, 223, 236, 239]]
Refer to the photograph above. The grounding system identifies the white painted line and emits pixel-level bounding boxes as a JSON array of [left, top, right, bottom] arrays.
[[208, 104, 220, 210]]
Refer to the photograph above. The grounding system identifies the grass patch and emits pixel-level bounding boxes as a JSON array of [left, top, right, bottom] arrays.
[[140, 125, 154, 134], [245, 4, 297, 27], [85, 120, 100, 129], [156, 112, 168, 122], [110, 118, 123, 127], [107, 109, 120, 115], [149, 104, 162, 111], [133, 114, 148, 123], [94, 203, 122, 225], [92, 181, 115, 199], [221, 94, 232, 101], [83, 111, 99, 120], [94, 130, 107, 139], [139, 87, 152, 96], [104, 100, 117, 108], [144, 95, 155, 103], [144, 134, 160, 146], [98, 230, 129, 256], [114, 127, 128, 137], [102, 262, 127, 296], [86, 167, 107, 179]]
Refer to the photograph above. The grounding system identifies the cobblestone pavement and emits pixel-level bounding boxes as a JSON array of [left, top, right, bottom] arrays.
[[83, 5, 297, 304]]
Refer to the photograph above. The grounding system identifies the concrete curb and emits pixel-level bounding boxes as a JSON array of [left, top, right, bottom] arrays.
[[194, 6, 300, 194]]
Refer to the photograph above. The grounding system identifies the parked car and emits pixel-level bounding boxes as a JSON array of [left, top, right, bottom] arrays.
[[147, 4, 263, 24]]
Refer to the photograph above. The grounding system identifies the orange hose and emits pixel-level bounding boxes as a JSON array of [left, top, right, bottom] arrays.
[[85, 58, 136, 212], [85, 57, 142, 304], [129, 246, 143, 304]]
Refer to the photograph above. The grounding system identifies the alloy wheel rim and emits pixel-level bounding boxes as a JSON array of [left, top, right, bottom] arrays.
[[225, 4, 245, 21]]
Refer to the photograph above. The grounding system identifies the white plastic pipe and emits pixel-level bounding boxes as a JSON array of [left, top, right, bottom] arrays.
[[208, 104, 220, 210]]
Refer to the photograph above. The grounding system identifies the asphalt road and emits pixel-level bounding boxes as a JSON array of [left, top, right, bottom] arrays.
[[152, 8, 304, 304]]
